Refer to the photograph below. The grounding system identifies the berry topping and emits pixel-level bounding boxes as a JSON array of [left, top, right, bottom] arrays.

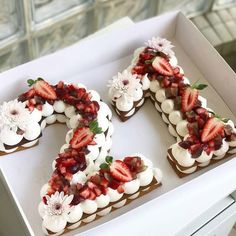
[[110, 160, 132, 182], [123, 156, 146, 173], [201, 117, 224, 143], [28, 78, 57, 100], [152, 56, 173, 76]]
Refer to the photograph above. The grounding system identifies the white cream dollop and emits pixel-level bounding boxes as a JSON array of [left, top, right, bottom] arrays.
[[141, 74, 150, 90], [24, 121, 41, 141], [116, 95, 134, 112], [80, 200, 97, 214], [195, 151, 213, 163], [0, 126, 23, 146], [149, 80, 160, 93], [107, 188, 123, 202], [169, 111, 182, 125], [64, 106, 76, 118], [123, 179, 140, 194], [213, 139, 229, 157], [161, 99, 174, 114], [43, 215, 67, 233], [176, 120, 189, 137], [67, 204, 83, 223], [42, 102, 54, 117], [137, 168, 153, 186], [171, 143, 195, 167], [95, 194, 110, 208], [30, 108, 42, 122], [155, 89, 166, 103]]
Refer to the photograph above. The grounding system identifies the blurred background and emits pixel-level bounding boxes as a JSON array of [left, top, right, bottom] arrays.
[[0, 0, 235, 73]]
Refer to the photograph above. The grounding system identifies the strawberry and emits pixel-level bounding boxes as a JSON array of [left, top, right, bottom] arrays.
[[201, 117, 224, 142], [132, 65, 145, 75], [28, 79, 57, 100], [152, 56, 173, 76], [70, 127, 95, 149], [110, 160, 132, 182], [79, 186, 90, 199], [181, 87, 199, 112], [88, 191, 96, 200]]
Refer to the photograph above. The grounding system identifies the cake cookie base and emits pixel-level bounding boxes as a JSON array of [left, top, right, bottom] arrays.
[[45, 179, 161, 235]]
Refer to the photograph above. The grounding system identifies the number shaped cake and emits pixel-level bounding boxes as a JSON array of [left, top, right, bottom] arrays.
[[108, 36, 236, 177], [0, 78, 163, 235]]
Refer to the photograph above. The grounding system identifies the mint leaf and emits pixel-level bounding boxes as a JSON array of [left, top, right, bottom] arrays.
[[222, 118, 230, 123], [105, 156, 113, 164], [100, 163, 109, 170], [192, 83, 208, 90], [37, 77, 44, 81], [27, 79, 35, 87], [89, 120, 103, 134], [144, 57, 155, 64]]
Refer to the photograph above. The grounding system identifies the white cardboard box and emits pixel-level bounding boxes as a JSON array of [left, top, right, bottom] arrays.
[[0, 11, 236, 236]]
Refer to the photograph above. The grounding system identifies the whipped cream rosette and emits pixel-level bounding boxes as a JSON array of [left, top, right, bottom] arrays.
[[108, 36, 236, 177]]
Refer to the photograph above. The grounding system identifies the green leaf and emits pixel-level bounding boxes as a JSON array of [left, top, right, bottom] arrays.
[[89, 120, 103, 134], [99, 163, 109, 170], [37, 77, 44, 81], [222, 118, 230, 123], [105, 156, 113, 164], [192, 83, 208, 90], [27, 79, 35, 87]]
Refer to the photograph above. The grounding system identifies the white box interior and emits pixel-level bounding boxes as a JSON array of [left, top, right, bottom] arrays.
[[0, 12, 236, 236]]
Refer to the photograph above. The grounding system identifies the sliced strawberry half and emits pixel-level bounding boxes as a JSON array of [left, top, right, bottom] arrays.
[[34, 80, 57, 100], [152, 56, 173, 76], [201, 117, 224, 143], [70, 127, 95, 149], [110, 160, 132, 182], [181, 87, 199, 112]]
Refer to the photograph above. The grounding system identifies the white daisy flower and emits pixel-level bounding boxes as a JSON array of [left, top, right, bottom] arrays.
[[146, 37, 174, 57], [45, 191, 74, 217], [107, 70, 142, 98], [0, 100, 31, 132]]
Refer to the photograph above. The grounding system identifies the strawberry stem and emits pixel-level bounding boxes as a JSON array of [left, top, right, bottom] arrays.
[[191, 80, 208, 90], [208, 110, 229, 123], [27, 77, 44, 87]]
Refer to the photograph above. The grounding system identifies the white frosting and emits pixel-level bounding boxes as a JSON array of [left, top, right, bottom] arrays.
[[107, 122, 114, 137], [56, 114, 66, 123], [176, 165, 197, 174], [66, 119, 71, 129], [42, 102, 54, 117], [113, 199, 127, 208], [67, 221, 81, 230], [183, 77, 190, 85], [67, 204, 83, 223], [198, 96, 207, 108], [0, 126, 23, 146], [213, 139, 229, 156], [43, 215, 67, 233], [97, 207, 112, 216], [131, 47, 145, 66], [155, 89, 166, 103], [22, 139, 38, 148], [137, 168, 153, 186], [80, 200, 97, 214], [93, 133, 106, 147], [132, 88, 143, 102], [195, 151, 213, 163], [24, 121, 41, 141], [162, 113, 169, 124], [150, 80, 160, 93], [82, 214, 96, 223], [69, 114, 82, 129], [123, 179, 140, 194], [31, 108, 42, 122], [116, 95, 134, 112], [107, 188, 123, 202], [168, 125, 178, 137], [153, 168, 163, 183], [65, 130, 73, 144], [53, 101, 66, 113], [169, 55, 178, 67], [86, 145, 99, 161], [198, 160, 210, 167], [161, 99, 174, 114], [95, 194, 110, 208], [125, 108, 135, 117], [64, 106, 76, 118], [38, 201, 46, 218], [40, 183, 49, 198], [89, 90, 101, 102], [128, 192, 140, 200], [41, 120, 46, 130], [97, 116, 109, 132], [169, 111, 182, 125], [136, 98, 144, 107], [176, 120, 188, 137], [154, 102, 162, 112], [70, 171, 87, 185], [45, 115, 57, 124], [171, 143, 195, 167], [60, 144, 69, 153], [141, 74, 150, 90], [98, 102, 112, 120]]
